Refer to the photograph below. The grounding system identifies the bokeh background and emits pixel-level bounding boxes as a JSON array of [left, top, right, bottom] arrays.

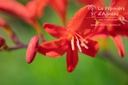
[[0, 0, 128, 85]]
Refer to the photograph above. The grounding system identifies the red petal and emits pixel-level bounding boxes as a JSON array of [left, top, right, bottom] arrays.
[[67, 5, 96, 35], [49, 0, 68, 25], [110, 0, 128, 14], [115, 28, 128, 37], [117, 26, 128, 37], [38, 39, 68, 57], [66, 46, 78, 72], [27, 0, 49, 18], [26, 1, 37, 18], [77, 0, 104, 7], [36, 0, 49, 18], [26, 36, 39, 64], [88, 24, 108, 39], [0, 1, 33, 24], [81, 39, 99, 57], [0, 17, 8, 27], [111, 35, 125, 57], [43, 23, 67, 38], [109, 20, 128, 37]]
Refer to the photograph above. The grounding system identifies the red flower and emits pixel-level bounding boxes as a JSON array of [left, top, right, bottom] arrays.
[[106, 0, 128, 57], [0, 1, 45, 41], [0, 1, 32, 23], [109, 0, 128, 36], [0, 0, 68, 40], [37, 6, 99, 72], [27, 0, 68, 25], [89, 0, 128, 57]]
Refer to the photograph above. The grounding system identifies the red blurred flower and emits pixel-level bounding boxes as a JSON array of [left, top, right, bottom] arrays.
[[108, 0, 128, 36], [0, 0, 68, 41], [37, 6, 99, 72], [26, 0, 49, 18], [27, 0, 68, 25], [0, 1, 45, 41], [88, 0, 128, 57], [0, 1, 32, 23]]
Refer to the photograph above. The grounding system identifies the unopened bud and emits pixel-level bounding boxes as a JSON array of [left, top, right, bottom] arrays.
[[26, 36, 39, 64], [0, 37, 5, 47]]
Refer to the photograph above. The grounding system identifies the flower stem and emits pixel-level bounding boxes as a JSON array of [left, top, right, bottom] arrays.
[[100, 50, 128, 74], [0, 44, 28, 51]]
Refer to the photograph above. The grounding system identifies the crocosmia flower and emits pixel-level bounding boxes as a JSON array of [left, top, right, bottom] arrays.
[[90, 0, 128, 57], [0, 1, 45, 41], [37, 5, 99, 72], [109, 0, 128, 36]]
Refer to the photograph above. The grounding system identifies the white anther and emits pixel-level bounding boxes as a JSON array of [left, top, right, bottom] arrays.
[[71, 36, 75, 50], [76, 36, 82, 52], [80, 40, 88, 49], [74, 32, 89, 49]]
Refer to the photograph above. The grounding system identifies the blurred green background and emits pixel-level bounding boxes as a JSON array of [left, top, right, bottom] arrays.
[[0, 0, 128, 85]]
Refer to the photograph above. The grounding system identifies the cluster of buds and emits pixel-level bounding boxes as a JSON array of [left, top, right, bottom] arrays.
[[1, 0, 128, 72]]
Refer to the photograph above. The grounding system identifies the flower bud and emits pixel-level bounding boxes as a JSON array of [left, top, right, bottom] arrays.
[[26, 36, 39, 64], [0, 37, 5, 48]]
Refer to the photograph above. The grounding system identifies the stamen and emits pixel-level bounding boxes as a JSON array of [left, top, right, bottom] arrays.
[[80, 39, 89, 49], [81, 43, 88, 49], [74, 32, 89, 49], [82, 39, 88, 44], [119, 17, 128, 24], [75, 36, 82, 52], [71, 36, 75, 50], [75, 32, 88, 44]]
